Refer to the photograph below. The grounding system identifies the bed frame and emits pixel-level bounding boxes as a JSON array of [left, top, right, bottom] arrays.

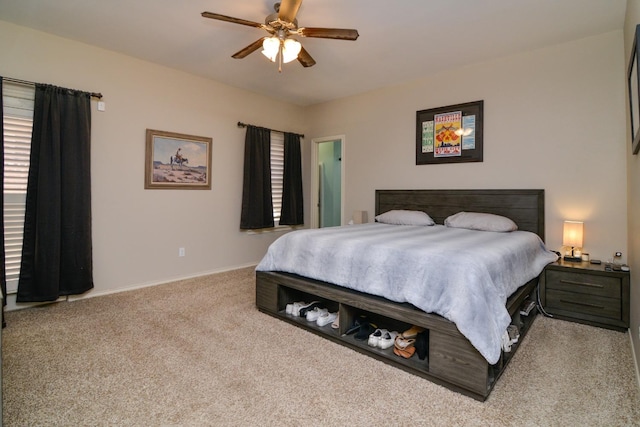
[[256, 189, 546, 401]]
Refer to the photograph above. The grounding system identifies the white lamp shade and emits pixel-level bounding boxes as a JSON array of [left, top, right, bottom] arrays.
[[261, 37, 279, 62], [282, 38, 301, 63], [562, 221, 584, 248]]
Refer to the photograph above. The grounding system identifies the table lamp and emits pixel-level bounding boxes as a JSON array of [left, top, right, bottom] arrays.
[[563, 220, 584, 262], [352, 211, 368, 224]]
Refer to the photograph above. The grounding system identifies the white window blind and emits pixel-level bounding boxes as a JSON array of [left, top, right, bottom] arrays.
[[2, 81, 34, 293], [270, 131, 284, 225]]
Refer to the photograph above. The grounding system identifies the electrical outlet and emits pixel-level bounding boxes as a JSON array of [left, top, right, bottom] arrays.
[[179, 247, 185, 257]]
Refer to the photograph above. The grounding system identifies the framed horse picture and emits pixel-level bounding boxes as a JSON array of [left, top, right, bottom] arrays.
[[144, 129, 212, 190]]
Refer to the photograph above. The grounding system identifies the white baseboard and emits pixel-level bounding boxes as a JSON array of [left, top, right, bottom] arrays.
[[4, 263, 258, 312], [630, 330, 640, 392], [3, 294, 65, 312]]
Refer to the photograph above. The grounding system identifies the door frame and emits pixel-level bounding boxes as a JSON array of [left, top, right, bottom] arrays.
[[310, 135, 345, 229]]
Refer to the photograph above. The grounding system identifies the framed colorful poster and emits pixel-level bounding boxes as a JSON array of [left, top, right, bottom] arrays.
[[416, 100, 484, 165]]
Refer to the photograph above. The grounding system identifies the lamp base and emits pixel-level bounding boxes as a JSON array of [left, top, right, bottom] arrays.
[[563, 255, 582, 262]]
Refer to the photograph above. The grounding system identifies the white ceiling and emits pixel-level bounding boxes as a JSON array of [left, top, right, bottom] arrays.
[[0, 0, 627, 106]]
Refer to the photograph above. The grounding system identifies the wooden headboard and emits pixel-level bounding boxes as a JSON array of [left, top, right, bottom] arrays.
[[375, 189, 545, 240]]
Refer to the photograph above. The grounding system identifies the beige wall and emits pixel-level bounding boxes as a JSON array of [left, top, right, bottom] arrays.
[[624, 0, 640, 384], [0, 20, 308, 308], [307, 31, 627, 259]]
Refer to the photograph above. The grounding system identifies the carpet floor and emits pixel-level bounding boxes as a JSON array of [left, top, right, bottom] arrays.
[[2, 267, 639, 426]]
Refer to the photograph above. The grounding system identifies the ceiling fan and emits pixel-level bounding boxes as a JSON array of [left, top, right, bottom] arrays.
[[201, 0, 359, 72]]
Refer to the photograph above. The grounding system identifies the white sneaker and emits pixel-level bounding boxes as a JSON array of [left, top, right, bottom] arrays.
[[501, 331, 512, 353], [367, 329, 388, 348], [287, 301, 305, 316], [507, 324, 520, 344], [306, 307, 328, 322], [297, 301, 321, 317], [379, 331, 398, 350], [317, 311, 338, 327]]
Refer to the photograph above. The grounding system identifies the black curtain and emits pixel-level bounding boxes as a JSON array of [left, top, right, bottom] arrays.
[[279, 132, 304, 225], [240, 125, 274, 229], [0, 78, 6, 326], [16, 84, 94, 302]]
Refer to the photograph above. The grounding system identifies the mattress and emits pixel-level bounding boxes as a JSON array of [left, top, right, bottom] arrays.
[[256, 223, 558, 363]]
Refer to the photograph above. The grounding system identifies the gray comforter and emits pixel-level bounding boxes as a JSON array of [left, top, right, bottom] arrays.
[[256, 223, 558, 364]]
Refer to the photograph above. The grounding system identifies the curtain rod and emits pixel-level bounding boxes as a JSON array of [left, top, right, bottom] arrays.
[[237, 121, 304, 138], [2, 76, 103, 99]]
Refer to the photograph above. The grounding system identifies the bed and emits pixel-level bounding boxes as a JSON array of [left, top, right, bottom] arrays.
[[255, 189, 556, 400]]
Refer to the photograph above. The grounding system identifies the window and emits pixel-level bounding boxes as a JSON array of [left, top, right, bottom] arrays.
[[2, 81, 34, 293], [270, 131, 284, 225]]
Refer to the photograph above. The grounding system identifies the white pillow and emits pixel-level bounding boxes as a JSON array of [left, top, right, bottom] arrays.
[[375, 210, 435, 226], [444, 211, 518, 232]]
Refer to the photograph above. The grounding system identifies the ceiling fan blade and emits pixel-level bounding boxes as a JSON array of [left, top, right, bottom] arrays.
[[278, 0, 303, 23], [201, 12, 264, 29], [298, 27, 359, 41], [232, 37, 267, 59], [297, 46, 316, 67]]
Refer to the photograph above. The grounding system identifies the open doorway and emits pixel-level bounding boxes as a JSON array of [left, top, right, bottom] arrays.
[[311, 135, 345, 228]]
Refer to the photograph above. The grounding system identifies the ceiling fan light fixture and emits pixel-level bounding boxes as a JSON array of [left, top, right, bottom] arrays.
[[202, 0, 359, 69], [261, 36, 280, 62], [282, 38, 302, 63]]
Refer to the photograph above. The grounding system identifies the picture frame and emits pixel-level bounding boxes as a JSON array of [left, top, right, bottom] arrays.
[[144, 129, 212, 189], [416, 100, 484, 165], [628, 24, 640, 155]]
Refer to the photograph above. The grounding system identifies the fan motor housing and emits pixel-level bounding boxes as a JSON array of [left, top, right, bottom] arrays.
[[265, 13, 298, 30]]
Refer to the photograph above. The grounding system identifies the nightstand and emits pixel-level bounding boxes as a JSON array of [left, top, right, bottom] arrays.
[[540, 260, 630, 331]]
